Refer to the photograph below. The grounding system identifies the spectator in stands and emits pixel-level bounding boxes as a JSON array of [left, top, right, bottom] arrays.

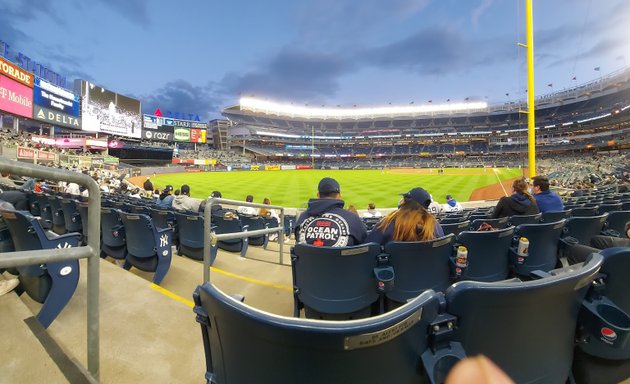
[[129, 188, 142, 199], [367, 187, 444, 245], [237, 195, 258, 216], [64, 182, 81, 196], [143, 177, 153, 192], [202, 190, 224, 215], [153, 188, 160, 201], [491, 179, 539, 218], [156, 185, 174, 207], [0, 172, 17, 188], [295, 177, 367, 247], [442, 194, 463, 213], [347, 205, 359, 216], [259, 197, 282, 241], [531, 176, 564, 213], [174, 189, 180, 196], [427, 195, 443, 216], [172, 184, 202, 212], [362, 202, 383, 218], [565, 222, 630, 264]]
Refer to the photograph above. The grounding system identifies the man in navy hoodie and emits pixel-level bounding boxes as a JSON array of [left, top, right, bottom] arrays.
[[295, 177, 367, 247], [531, 176, 564, 213]]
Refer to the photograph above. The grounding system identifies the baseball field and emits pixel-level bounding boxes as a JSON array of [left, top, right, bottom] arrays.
[[130, 167, 524, 209]]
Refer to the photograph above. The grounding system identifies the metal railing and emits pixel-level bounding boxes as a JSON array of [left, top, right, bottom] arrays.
[[0, 159, 101, 381], [203, 198, 286, 283]]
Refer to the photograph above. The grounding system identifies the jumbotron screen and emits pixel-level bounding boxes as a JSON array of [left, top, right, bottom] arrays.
[[77, 80, 141, 138]]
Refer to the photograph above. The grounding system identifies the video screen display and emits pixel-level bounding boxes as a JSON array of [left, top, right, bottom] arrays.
[[78, 80, 141, 138]]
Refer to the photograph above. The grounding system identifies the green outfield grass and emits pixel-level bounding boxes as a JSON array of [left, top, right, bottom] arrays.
[[147, 168, 523, 209]]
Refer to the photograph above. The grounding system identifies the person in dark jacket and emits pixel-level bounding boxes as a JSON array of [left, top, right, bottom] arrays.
[[531, 176, 564, 213], [367, 187, 444, 245], [491, 179, 539, 218], [143, 177, 153, 191], [295, 177, 367, 247]]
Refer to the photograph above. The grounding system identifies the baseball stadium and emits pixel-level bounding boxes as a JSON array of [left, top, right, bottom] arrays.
[[1, 1, 630, 383]]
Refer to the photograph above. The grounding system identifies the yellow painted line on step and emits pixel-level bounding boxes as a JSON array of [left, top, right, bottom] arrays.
[[210, 266, 293, 292], [150, 283, 195, 308]]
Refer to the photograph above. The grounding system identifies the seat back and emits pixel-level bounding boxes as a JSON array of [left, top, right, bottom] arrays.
[[513, 220, 566, 276], [119, 212, 157, 258], [0, 209, 43, 251], [470, 217, 508, 230], [563, 214, 608, 244], [605, 210, 630, 238], [194, 282, 440, 384], [440, 220, 470, 237], [47, 195, 66, 228], [291, 243, 381, 318], [77, 202, 89, 242], [384, 234, 455, 302], [240, 216, 267, 246], [213, 215, 246, 252], [572, 206, 600, 217], [507, 213, 541, 227], [175, 212, 205, 260], [457, 227, 515, 282], [150, 208, 173, 230], [439, 216, 465, 225], [101, 208, 125, 247], [540, 210, 571, 223], [362, 217, 381, 231], [34, 193, 52, 226], [444, 254, 602, 383], [598, 203, 623, 214], [60, 199, 82, 232], [594, 246, 630, 316]]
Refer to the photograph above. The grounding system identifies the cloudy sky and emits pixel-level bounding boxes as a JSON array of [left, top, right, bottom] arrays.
[[1, 0, 628, 120]]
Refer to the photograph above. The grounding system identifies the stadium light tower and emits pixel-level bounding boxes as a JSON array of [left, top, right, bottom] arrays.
[[518, 0, 537, 178]]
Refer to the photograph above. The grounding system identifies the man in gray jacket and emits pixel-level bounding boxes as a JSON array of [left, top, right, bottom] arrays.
[[172, 184, 202, 213]]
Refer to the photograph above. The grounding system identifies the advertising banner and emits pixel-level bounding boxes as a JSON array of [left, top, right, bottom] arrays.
[[193, 159, 208, 165], [36, 150, 56, 161], [264, 165, 281, 171], [55, 137, 85, 148], [103, 156, 119, 164], [0, 57, 33, 88], [33, 77, 80, 128], [78, 80, 141, 138], [281, 165, 297, 170], [0, 75, 33, 118], [250, 165, 261, 171], [142, 125, 174, 141], [190, 128, 207, 143], [86, 139, 108, 148], [17, 146, 34, 159], [296, 165, 313, 170], [173, 127, 190, 142]]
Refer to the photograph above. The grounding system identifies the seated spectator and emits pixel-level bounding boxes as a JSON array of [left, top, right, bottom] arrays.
[[491, 179, 539, 218], [531, 175, 564, 213], [347, 205, 359, 216], [295, 177, 367, 247], [64, 182, 81, 196], [156, 185, 174, 207], [367, 187, 444, 245], [203, 190, 224, 215], [259, 197, 281, 241], [237, 195, 258, 216], [172, 184, 202, 213], [0, 172, 17, 188], [143, 177, 153, 191], [362, 202, 383, 218], [427, 195, 443, 216], [442, 194, 463, 212]]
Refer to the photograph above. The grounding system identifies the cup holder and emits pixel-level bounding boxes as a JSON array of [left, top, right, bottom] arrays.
[[432, 355, 461, 383], [374, 267, 395, 293], [597, 304, 630, 329]]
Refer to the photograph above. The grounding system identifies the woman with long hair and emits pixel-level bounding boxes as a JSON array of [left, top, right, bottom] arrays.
[[491, 179, 539, 218], [367, 187, 444, 245]]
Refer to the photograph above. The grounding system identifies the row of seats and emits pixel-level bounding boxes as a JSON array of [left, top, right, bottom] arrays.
[[195, 250, 630, 383]]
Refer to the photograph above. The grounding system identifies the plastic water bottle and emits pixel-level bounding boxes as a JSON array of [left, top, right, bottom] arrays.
[[517, 237, 529, 264], [455, 246, 468, 276]]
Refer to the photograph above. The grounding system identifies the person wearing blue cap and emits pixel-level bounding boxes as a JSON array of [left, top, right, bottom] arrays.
[[295, 177, 367, 247], [442, 194, 463, 213], [366, 187, 444, 245]]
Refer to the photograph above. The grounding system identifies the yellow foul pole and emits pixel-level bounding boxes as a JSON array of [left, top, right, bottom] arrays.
[[525, 0, 536, 178]]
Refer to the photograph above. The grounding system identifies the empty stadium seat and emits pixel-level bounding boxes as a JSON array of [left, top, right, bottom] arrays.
[[212, 215, 249, 258], [598, 202, 623, 214], [456, 226, 514, 282], [0, 208, 81, 328], [440, 220, 470, 237], [572, 206, 601, 217], [384, 234, 455, 306], [563, 214, 608, 245], [193, 282, 440, 384], [604, 210, 630, 238], [540, 210, 571, 223], [47, 195, 66, 234], [422, 253, 603, 383], [100, 208, 127, 260], [239, 215, 269, 248], [291, 242, 383, 319], [60, 199, 83, 234], [119, 212, 173, 285], [507, 213, 541, 227], [470, 217, 508, 230], [174, 212, 206, 262], [511, 220, 566, 277]]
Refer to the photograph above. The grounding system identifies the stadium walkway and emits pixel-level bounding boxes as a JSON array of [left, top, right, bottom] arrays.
[[1, 242, 294, 383]]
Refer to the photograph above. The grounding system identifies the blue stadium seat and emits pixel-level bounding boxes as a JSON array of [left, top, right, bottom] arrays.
[[598, 203, 623, 214], [511, 220, 566, 277], [422, 254, 603, 383], [33, 192, 52, 229], [47, 195, 66, 234], [573, 248, 630, 384], [0, 208, 81, 328], [362, 217, 381, 231], [456, 226, 515, 282], [60, 199, 83, 234], [507, 213, 541, 227], [77, 201, 89, 245], [470, 217, 508, 230], [440, 220, 470, 237], [284, 215, 295, 238], [384, 234, 455, 305], [150, 208, 174, 230], [174, 212, 206, 262], [439, 216, 466, 225], [213, 215, 249, 257], [100, 208, 127, 260], [239, 215, 269, 248], [193, 282, 440, 384], [540, 209, 571, 223], [291, 242, 383, 319], [119, 212, 173, 285], [604, 210, 630, 238], [563, 214, 608, 245], [572, 206, 601, 217]]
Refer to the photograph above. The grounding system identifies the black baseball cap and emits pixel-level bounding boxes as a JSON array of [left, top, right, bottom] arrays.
[[318, 177, 341, 194], [181, 184, 190, 195], [401, 187, 432, 208]]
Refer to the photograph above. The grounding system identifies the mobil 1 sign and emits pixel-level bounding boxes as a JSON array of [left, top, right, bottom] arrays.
[[33, 77, 81, 129]]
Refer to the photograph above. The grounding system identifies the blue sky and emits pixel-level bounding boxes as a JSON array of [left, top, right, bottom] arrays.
[[1, 0, 628, 120]]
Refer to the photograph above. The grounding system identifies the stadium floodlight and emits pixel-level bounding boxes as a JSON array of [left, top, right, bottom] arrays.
[[240, 97, 488, 119]]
